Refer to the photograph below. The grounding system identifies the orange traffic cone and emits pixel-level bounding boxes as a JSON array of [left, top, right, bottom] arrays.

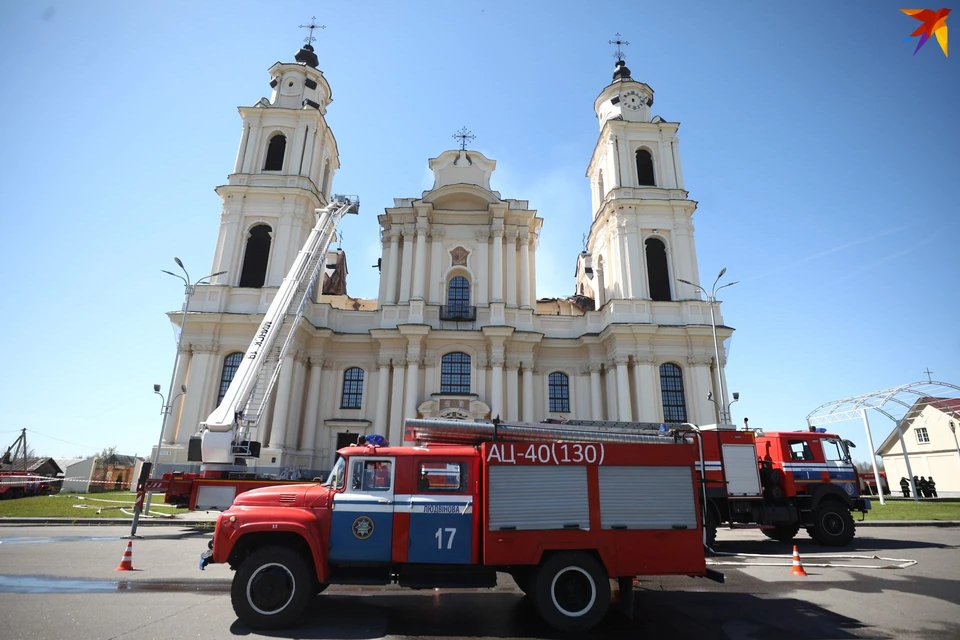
[[790, 545, 807, 577], [115, 540, 135, 571]]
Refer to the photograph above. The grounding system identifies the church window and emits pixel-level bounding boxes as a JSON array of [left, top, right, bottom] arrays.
[[239, 225, 272, 288], [645, 238, 671, 301], [598, 169, 605, 202], [548, 372, 570, 413], [263, 133, 286, 171], [636, 149, 655, 186], [659, 363, 687, 423], [440, 352, 471, 394], [216, 352, 244, 406], [447, 276, 470, 316], [340, 367, 364, 409]]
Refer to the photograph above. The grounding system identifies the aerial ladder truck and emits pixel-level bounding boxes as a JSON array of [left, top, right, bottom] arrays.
[[153, 196, 359, 511]]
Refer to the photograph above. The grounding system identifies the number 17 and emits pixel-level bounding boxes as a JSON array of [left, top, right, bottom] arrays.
[[435, 527, 456, 549]]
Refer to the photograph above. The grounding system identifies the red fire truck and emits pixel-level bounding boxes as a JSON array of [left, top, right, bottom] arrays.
[[695, 424, 870, 546], [200, 419, 721, 632]]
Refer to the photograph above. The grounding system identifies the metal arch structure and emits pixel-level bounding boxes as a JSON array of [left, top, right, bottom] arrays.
[[806, 381, 960, 505]]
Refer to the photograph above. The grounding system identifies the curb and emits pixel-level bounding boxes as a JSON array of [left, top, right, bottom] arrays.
[[857, 520, 960, 527], [0, 517, 216, 527]]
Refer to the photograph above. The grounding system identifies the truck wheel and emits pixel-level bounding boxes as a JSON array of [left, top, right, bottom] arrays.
[[231, 546, 313, 629], [809, 502, 855, 546], [531, 552, 610, 632], [761, 524, 800, 542]]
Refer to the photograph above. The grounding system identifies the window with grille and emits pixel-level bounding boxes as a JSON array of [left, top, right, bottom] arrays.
[[447, 276, 470, 313], [217, 352, 244, 407], [548, 372, 570, 413], [659, 363, 687, 423], [916, 427, 930, 444], [340, 367, 364, 409], [440, 352, 471, 394]]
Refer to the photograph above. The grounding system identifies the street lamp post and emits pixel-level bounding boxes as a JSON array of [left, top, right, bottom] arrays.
[[951, 420, 960, 471], [678, 269, 738, 424], [131, 259, 225, 536]]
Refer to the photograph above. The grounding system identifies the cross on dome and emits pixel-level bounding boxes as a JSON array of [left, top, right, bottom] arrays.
[[299, 16, 326, 45], [608, 33, 630, 61], [453, 127, 475, 151]]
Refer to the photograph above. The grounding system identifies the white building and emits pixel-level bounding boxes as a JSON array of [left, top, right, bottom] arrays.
[[877, 397, 960, 493], [155, 43, 734, 476]]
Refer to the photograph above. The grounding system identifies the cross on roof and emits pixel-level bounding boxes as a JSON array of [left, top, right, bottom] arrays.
[[609, 33, 630, 61], [923, 367, 934, 383], [299, 17, 326, 45], [453, 127, 475, 151]]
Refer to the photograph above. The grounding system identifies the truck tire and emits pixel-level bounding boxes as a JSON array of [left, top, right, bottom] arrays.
[[761, 524, 800, 542], [809, 501, 855, 546], [231, 545, 313, 629], [531, 552, 610, 632]]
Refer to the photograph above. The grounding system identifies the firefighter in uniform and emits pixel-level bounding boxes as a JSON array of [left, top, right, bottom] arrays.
[[899, 476, 910, 497]]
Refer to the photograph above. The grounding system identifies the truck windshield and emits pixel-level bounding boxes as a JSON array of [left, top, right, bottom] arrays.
[[325, 457, 346, 490], [822, 438, 849, 463]]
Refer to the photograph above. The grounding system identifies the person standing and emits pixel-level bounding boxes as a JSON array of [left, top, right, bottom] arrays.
[[913, 476, 922, 499], [899, 476, 910, 497], [918, 476, 930, 498], [927, 476, 938, 498]]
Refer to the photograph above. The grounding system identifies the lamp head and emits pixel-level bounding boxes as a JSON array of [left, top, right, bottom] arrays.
[[181, 384, 187, 393], [733, 392, 740, 400], [174, 257, 184, 269], [718, 267, 727, 278], [707, 391, 714, 400], [153, 384, 161, 393]]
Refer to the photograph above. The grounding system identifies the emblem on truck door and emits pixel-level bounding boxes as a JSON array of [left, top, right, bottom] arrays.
[[352, 515, 375, 540]]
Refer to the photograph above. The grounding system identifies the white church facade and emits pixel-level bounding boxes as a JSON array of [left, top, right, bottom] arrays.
[[155, 42, 734, 476]]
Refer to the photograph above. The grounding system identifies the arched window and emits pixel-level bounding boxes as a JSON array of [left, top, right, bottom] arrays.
[[447, 276, 470, 313], [645, 238, 671, 301], [263, 133, 286, 171], [340, 367, 364, 409], [548, 372, 570, 413], [636, 149, 655, 186], [597, 169, 605, 203], [440, 352, 471, 394], [239, 225, 272, 288], [217, 352, 244, 406], [660, 363, 687, 423]]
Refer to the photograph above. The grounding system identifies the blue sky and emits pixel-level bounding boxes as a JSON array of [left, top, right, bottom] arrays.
[[0, 1, 956, 462]]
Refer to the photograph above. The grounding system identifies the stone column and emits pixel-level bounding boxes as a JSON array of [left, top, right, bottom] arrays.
[[596, 261, 606, 308], [490, 356, 504, 420], [528, 233, 538, 305], [405, 357, 420, 420], [299, 357, 323, 454], [519, 230, 531, 308], [491, 228, 504, 302], [388, 358, 406, 446], [164, 349, 191, 444], [412, 220, 428, 300], [588, 363, 603, 420], [385, 228, 400, 304], [632, 356, 658, 423], [617, 222, 632, 299], [607, 134, 621, 188], [374, 357, 391, 435], [242, 117, 262, 173], [398, 226, 415, 303], [521, 364, 534, 422], [505, 360, 520, 421], [615, 356, 632, 421], [689, 356, 716, 425], [626, 221, 643, 299], [505, 229, 518, 307], [476, 231, 490, 304], [286, 351, 308, 449], [268, 356, 296, 448], [175, 343, 217, 446], [428, 228, 444, 304]]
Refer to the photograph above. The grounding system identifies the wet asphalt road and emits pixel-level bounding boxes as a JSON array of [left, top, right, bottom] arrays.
[[0, 524, 957, 640]]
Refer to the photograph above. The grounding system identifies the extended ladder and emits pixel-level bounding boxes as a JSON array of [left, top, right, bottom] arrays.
[[200, 196, 358, 463]]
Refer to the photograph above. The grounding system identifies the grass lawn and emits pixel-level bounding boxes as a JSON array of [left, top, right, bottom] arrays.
[[861, 497, 960, 521], [0, 491, 184, 519]]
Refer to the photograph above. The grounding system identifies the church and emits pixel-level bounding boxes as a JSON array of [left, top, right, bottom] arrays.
[[155, 38, 734, 477]]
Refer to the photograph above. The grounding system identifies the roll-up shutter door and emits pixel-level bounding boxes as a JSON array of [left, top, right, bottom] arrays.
[[598, 466, 697, 529], [488, 466, 589, 531], [721, 444, 762, 496]]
